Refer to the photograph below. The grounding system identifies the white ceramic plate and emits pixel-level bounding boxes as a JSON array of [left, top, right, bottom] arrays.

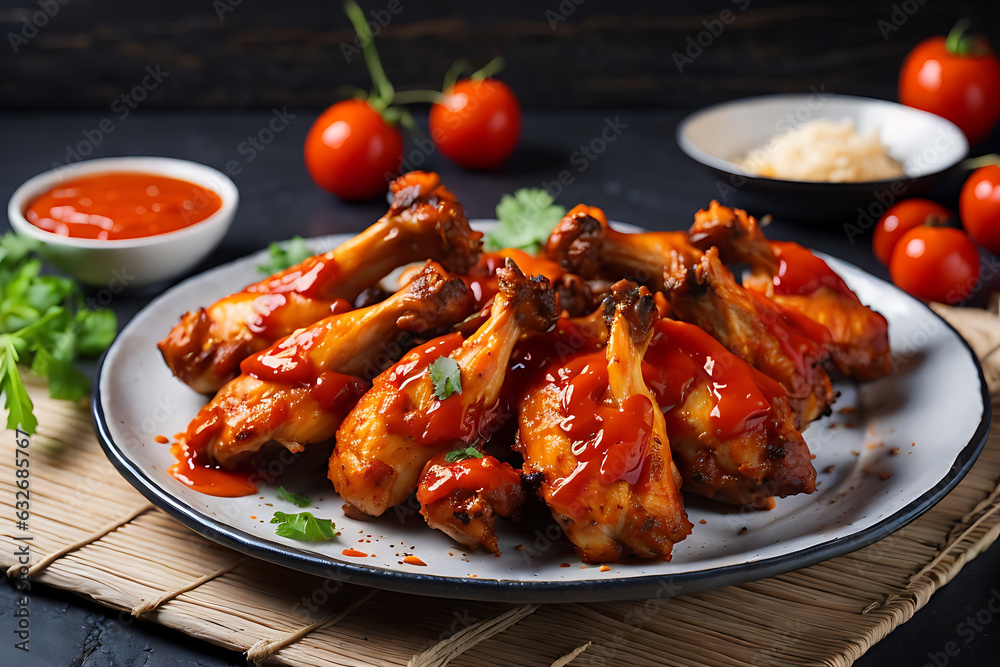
[[93, 222, 990, 602]]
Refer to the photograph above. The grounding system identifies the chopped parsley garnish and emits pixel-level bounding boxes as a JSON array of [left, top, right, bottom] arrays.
[[485, 188, 566, 253], [0, 233, 117, 434], [257, 236, 313, 275], [270, 511, 335, 541], [445, 445, 484, 463], [277, 486, 311, 508], [428, 356, 462, 400]]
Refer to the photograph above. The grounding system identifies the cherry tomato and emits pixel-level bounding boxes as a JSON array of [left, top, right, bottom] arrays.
[[429, 78, 521, 170], [304, 99, 404, 201], [960, 164, 1000, 254], [872, 198, 952, 266], [899, 25, 1000, 145], [889, 226, 980, 304]]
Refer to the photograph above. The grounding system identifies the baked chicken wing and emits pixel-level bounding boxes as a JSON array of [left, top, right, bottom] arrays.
[[329, 259, 557, 517], [663, 248, 835, 427], [545, 204, 701, 291], [175, 261, 473, 470], [515, 282, 692, 563], [159, 171, 483, 394], [416, 452, 525, 554], [689, 201, 890, 380], [643, 318, 816, 507]]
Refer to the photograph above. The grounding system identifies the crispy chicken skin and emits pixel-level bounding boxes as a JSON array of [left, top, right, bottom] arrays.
[[330, 259, 558, 517], [176, 262, 473, 470], [515, 282, 692, 563], [689, 201, 891, 380], [545, 204, 701, 291], [416, 453, 525, 554], [643, 319, 816, 507], [663, 248, 835, 428], [158, 171, 483, 394]]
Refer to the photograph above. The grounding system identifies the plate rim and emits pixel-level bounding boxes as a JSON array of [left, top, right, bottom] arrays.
[[91, 233, 992, 603]]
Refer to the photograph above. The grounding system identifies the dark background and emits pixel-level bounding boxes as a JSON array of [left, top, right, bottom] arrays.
[[3, 1, 1000, 666], [1, 0, 999, 111]]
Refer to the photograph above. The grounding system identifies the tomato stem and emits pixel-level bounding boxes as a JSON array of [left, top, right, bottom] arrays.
[[443, 59, 471, 91], [343, 0, 394, 110], [470, 56, 505, 81], [944, 18, 988, 57], [961, 154, 1000, 171]]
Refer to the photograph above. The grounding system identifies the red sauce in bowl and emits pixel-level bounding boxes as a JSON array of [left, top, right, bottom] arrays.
[[24, 172, 222, 240]]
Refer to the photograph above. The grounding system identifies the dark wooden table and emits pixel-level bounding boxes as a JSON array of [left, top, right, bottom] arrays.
[[1, 109, 998, 666]]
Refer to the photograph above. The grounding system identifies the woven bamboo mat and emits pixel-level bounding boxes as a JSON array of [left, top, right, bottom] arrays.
[[3, 303, 1000, 667]]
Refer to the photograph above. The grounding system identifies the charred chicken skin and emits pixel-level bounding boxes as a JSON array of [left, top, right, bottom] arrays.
[[158, 171, 483, 394], [175, 261, 473, 470], [416, 452, 525, 554], [330, 259, 558, 517], [689, 201, 891, 381], [663, 248, 835, 428], [545, 204, 702, 292], [515, 282, 692, 563]]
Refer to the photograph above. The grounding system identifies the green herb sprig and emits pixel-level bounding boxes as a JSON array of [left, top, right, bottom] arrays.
[[485, 188, 566, 253], [0, 234, 117, 433]]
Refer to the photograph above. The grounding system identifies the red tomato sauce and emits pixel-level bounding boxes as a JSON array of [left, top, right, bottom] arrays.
[[167, 436, 258, 498], [545, 351, 655, 518], [643, 319, 776, 439], [380, 333, 499, 446], [770, 241, 856, 300], [417, 455, 521, 505], [24, 172, 222, 240]]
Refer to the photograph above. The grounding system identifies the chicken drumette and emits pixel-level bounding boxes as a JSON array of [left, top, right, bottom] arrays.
[[159, 171, 483, 393], [515, 281, 692, 563], [329, 259, 558, 517], [663, 248, 835, 428], [175, 261, 473, 470], [689, 201, 891, 381]]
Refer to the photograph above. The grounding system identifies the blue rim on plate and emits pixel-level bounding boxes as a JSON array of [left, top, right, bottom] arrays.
[[91, 247, 991, 604]]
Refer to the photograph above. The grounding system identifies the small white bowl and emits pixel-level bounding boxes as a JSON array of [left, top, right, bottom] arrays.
[[676, 94, 970, 223], [8, 157, 238, 288]]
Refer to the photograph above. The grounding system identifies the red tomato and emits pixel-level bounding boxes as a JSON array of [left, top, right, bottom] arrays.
[[960, 164, 1000, 254], [304, 99, 403, 201], [899, 29, 1000, 145], [872, 199, 952, 266], [889, 226, 980, 304], [429, 78, 521, 170]]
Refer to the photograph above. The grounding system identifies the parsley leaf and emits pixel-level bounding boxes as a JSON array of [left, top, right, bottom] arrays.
[[257, 236, 313, 275], [444, 445, 484, 463], [485, 188, 566, 253], [428, 356, 462, 400], [0, 232, 118, 433], [277, 486, 311, 508], [270, 511, 336, 541]]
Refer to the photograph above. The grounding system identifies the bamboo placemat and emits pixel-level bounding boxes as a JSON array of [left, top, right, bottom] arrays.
[[3, 303, 1000, 667]]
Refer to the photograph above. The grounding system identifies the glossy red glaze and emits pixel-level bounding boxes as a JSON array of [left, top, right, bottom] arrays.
[[643, 319, 774, 439], [417, 455, 521, 505], [771, 241, 856, 300], [167, 438, 257, 497], [25, 172, 222, 241]]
